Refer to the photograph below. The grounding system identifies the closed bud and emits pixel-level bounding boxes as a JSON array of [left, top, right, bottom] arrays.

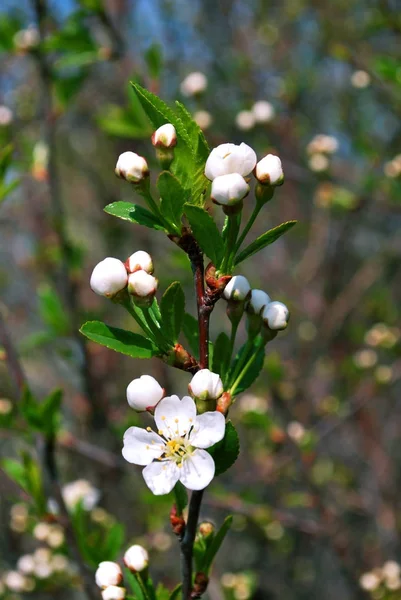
[[205, 143, 257, 181], [223, 275, 251, 302], [128, 271, 158, 307], [247, 289, 271, 315], [126, 251, 153, 274], [124, 545, 149, 573], [90, 258, 128, 298], [189, 369, 223, 402], [95, 562, 123, 589], [262, 301, 289, 331], [152, 124, 177, 149], [199, 522, 215, 538], [211, 173, 249, 209], [216, 391, 232, 415], [102, 586, 126, 600], [170, 505, 186, 537], [126, 375, 164, 412], [255, 154, 284, 186], [205, 263, 232, 293], [115, 152, 149, 183], [192, 572, 209, 599]]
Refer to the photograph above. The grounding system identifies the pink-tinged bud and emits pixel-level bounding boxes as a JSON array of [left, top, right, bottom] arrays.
[[211, 173, 249, 207], [262, 301, 289, 330], [126, 375, 164, 412], [151, 124, 177, 148], [255, 154, 284, 186], [128, 271, 158, 307], [115, 152, 149, 183], [90, 258, 128, 298], [126, 251, 153, 274], [124, 545, 149, 572], [247, 289, 271, 315], [170, 505, 186, 537], [216, 392, 232, 415], [101, 586, 126, 600], [95, 562, 123, 589], [199, 522, 215, 538], [189, 369, 223, 401], [223, 275, 251, 302]]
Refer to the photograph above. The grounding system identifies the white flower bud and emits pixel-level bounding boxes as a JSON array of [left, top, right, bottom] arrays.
[[90, 258, 128, 298], [124, 545, 149, 572], [255, 154, 284, 186], [223, 275, 251, 302], [252, 100, 275, 123], [235, 110, 255, 131], [262, 301, 289, 330], [128, 271, 158, 304], [126, 375, 164, 412], [95, 562, 123, 589], [180, 72, 207, 96], [102, 586, 126, 600], [205, 142, 257, 180], [189, 369, 223, 401], [126, 251, 153, 274], [211, 173, 249, 206], [151, 124, 177, 148], [247, 289, 271, 315], [115, 152, 149, 183]]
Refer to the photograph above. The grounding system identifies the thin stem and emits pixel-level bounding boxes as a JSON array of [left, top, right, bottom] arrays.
[[234, 200, 263, 255], [226, 320, 239, 379], [181, 490, 204, 600]]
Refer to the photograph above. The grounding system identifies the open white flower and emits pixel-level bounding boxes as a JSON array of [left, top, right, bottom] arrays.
[[205, 143, 257, 181], [126, 375, 164, 412], [122, 395, 225, 495]]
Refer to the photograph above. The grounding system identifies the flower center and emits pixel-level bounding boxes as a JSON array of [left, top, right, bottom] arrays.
[[163, 437, 192, 465]]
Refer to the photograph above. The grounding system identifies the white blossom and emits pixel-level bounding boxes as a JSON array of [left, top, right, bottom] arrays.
[[205, 142, 257, 181], [4, 571, 26, 592], [247, 289, 271, 315], [13, 26, 39, 51], [223, 275, 251, 302], [122, 395, 225, 495], [152, 124, 177, 148], [90, 258, 128, 298], [115, 152, 149, 183], [17, 555, 35, 575], [128, 271, 158, 299], [235, 110, 255, 131], [180, 72, 207, 96], [262, 301, 289, 330], [127, 375, 164, 412], [95, 562, 123, 589], [308, 153, 329, 172], [0, 106, 13, 126], [62, 479, 100, 511], [211, 173, 249, 206], [252, 100, 275, 123], [255, 154, 284, 186], [189, 369, 223, 401], [194, 110, 212, 130], [351, 70, 371, 88], [124, 545, 149, 572], [126, 251, 153, 274], [306, 134, 338, 155], [102, 586, 126, 600]]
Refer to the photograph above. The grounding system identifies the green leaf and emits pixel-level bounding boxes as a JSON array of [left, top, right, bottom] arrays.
[[102, 522, 125, 561], [22, 452, 46, 515], [104, 202, 165, 231], [168, 585, 182, 600], [80, 321, 159, 358], [40, 388, 63, 437], [1, 458, 27, 490], [230, 343, 266, 396], [212, 332, 231, 382], [182, 313, 199, 358], [160, 282, 185, 344], [38, 284, 70, 336], [155, 584, 170, 600], [125, 569, 146, 600], [234, 221, 297, 265], [208, 422, 240, 476], [157, 171, 187, 230], [201, 516, 233, 573], [20, 387, 43, 431], [173, 481, 188, 515], [174, 101, 209, 162], [184, 204, 224, 266]]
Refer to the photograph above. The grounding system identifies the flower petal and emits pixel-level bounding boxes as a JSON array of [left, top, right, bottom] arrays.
[[122, 427, 164, 466], [142, 460, 180, 495], [225, 143, 257, 177], [154, 395, 196, 438], [179, 450, 215, 490], [189, 411, 226, 448]]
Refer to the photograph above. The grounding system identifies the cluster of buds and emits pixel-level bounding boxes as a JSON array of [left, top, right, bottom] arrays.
[[204, 142, 283, 213], [90, 250, 158, 307], [95, 546, 148, 600]]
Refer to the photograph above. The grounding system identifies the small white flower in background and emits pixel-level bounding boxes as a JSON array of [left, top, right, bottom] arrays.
[[0, 397, 12, 414], [90, 257, 128, 298], [180, 72, 208, 96], [359, 572, 381, 591], [4, 571, 26, 592], [255, 154, 284, 186], [128, 271, 158, 302], [151, 123, 177, 148], [223, 275, 251, 302], [115, 152, 149, 183], [102, 586, 126, 600], [122, 395, 225, 495], [262, 301, 289, 330], [189, 369, 223, 401], [193, 110, 212, 130], [205, 142, 257, 180], [351, 70, 371, 89], [235, 110, 255, 131], [0, 105, 13, 126], [17, 555, 36, 575], [247, 289, 271, 315], [211, 173, 249, 206], [51, 554, 69, 572], [127, 375, 164, 412], [287, 421, 306, 443], [95, 561, 123, 589], [34, 562, 53, 579], [124, 545, 149, 572], [308, 153, 329, 172], [252, 100, 275, 123], [384, 155, 401, 178], [307, 134, 338, 155], [47, 525, 65, 548], [13, 25, 39, 51], [126, 251, 153, 274], [382, 561, 401, 580], [62, 479, 100, 511], [33, 522, 51, 541]]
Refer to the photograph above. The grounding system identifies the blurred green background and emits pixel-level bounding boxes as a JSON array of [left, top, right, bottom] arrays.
[[0, 0, 400, 599]]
